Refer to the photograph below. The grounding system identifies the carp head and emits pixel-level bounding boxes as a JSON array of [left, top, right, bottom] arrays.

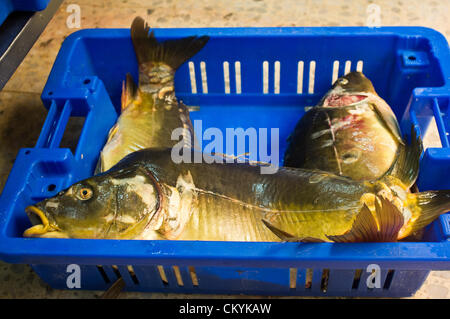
[[23, 165, 162, 239]]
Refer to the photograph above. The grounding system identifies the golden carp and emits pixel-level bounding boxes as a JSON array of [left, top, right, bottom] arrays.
[[96, 17, 209, 173], [23, 148, 450, 242], [284, 72, 419, 188]]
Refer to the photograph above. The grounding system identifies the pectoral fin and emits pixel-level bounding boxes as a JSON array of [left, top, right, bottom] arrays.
[[121, 73, 139, 111], [261, 219, 326, 243], [385, 125, 423, 189], [370, 100, 404, 145]]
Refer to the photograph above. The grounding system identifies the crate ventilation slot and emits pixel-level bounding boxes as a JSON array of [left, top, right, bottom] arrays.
[[189, 266, 199, 287], [189, 59, 364, 95], [199, 61, 208, 93], [344, 60, 352, 75], [287, 267, 395, 292], [155, 265, 200, 287], [274, 61, 281, 94], [297, 61, 304, 94], [332, 60, 340, 84], [157, 265, 169, 286], [223, 61, 231, 94], [305, 268, 313, 289], [235, 61, 242, 94], [189, 61, 243, 94], [188, 62, 197, 94], [320, 269, 330, 292], [97, 265, 111, 284], [289, 268, 297, 289], [308, 61, 316, 94], [111, 265, 121, 279], [127, 265, 139, 285], [383, 269, 395, 290], [172, 266, 184, 286], [356, 60, 363, 72], [263, 61, 269, 94], [352, 269, 363, 289], [290, 268, 329, 291], [96, 265, 140, 286]]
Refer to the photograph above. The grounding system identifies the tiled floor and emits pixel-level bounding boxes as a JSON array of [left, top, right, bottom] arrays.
[[0, 0, 448, 298]]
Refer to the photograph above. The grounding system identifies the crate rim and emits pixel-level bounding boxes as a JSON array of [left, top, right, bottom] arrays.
[[62, 25, 450, 39], [1, 237, 450, 268], [42, 25, 450, 103]]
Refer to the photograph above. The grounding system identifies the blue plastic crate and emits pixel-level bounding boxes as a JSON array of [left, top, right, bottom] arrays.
[[0, 26, 449, 297], [0, 0, 50, 27]]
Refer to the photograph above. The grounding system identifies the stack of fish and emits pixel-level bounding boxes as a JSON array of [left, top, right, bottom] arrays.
[[23, 17, 450, 243]]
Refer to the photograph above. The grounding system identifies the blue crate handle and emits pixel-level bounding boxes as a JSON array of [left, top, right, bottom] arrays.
[[0, 0, 51, 27]]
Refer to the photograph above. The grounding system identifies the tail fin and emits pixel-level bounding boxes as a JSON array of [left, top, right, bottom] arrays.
[[131, 16, 209, 70], [387, 125, 423, 189], [399, 189, 450, 238]]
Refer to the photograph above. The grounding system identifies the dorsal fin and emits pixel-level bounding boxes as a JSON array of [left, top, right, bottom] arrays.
[[121, 73, 139, 111]]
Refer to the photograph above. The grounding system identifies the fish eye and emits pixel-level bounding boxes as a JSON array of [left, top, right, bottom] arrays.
[[77, 187, 93, 201], [339, 78, 349, 85]]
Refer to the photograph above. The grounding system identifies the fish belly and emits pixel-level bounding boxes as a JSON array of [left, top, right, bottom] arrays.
[[176, 194, 358, 242], [266, 209, 356, 241], [176, 194, 280, 242]]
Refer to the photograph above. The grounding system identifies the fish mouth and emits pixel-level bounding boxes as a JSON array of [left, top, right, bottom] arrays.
[[323, 94, 368, 107], [23, 206, 68, 238]]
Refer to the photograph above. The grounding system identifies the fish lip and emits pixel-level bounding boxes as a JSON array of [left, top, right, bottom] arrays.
[[23, 205, 62, 238]]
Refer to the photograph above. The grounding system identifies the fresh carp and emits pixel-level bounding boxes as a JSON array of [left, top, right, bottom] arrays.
[[96, 17, 209, 173], [284, 72, 418, 187], [23, 148, 450, 242]]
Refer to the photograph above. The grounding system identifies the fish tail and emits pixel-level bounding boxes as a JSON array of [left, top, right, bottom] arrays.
[[400, 189, 450, 238], [386, 125, 423, 188], [131, 16, 209, 71]]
